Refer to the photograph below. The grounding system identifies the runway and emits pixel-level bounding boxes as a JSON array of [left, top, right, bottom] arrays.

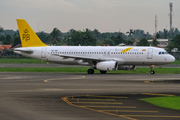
[[0, 72, 180, 120]]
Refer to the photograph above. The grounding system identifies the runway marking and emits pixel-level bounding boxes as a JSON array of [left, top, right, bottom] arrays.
[[144, 81, 150, 83], [102, 110, 158, 113], [43, 76, 85, 83], [62, 94, 180, 120], [62, 97, 137, 120], [71, 102, 123, 104], [81, 106, 137, 108], [142, 93, 175, 96], [85, 95, 128, 99], [68, 98, 116, 101], [63, 93, 179, 120], [73, 104, 137, 120], [65, 95, 127, 99]]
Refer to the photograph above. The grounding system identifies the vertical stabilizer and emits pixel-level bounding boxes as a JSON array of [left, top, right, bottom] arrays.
[[16, 19, 48, 47]]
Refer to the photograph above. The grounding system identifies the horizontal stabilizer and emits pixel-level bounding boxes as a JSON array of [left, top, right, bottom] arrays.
[[14, 48, 33, 54]]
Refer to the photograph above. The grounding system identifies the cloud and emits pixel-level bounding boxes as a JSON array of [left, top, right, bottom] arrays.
[[64, 0, 96, 10], [0, 0, 180, 34]]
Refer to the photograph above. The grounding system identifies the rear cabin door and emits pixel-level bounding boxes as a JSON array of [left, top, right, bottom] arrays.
[[147, 48, 153, 59], [41, 48, 47, 58]]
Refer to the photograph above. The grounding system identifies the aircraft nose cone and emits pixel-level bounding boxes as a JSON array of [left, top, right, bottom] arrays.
[[170, 55, 175, 62]]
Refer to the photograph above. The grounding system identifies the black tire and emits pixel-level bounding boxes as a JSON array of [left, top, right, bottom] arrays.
[[150, 70, 155, 75], [100, 70, 107, 74], [87, 69, 94, 74]]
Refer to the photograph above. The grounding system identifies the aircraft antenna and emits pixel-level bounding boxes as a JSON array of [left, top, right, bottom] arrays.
[[169, 2, 173, 30], [155, 15, 158, 35]]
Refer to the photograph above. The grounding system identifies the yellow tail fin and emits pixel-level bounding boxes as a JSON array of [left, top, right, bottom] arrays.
[[16, 19, 48, 47]]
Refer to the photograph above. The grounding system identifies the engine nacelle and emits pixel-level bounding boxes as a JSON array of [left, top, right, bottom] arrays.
[[118, 65, 136, 70], [95, 61, 118, 71]]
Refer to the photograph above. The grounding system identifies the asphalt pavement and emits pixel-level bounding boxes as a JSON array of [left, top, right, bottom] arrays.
[[0, 73, 180, 120]]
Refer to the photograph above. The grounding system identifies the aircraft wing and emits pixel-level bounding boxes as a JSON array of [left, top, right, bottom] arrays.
[[52, 54, 115, 61]]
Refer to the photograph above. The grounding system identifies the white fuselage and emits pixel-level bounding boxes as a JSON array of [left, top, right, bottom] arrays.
[[14, 46, 175, 66]]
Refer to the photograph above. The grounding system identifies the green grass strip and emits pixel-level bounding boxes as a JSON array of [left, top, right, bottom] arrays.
[[171, 60, 180, 65], [141, 96, 180, 110], [0, 67, 180, 74]]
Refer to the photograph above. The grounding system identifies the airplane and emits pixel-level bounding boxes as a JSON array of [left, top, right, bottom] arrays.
[[14, 19, 175, 75]]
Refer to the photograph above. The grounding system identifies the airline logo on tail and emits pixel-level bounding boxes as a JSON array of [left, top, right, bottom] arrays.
[[17, 19, 48, 47], [23, 29, 30, 42]]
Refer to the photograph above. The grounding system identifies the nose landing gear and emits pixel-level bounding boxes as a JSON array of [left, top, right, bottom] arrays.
[[150, 65, 155, 75]]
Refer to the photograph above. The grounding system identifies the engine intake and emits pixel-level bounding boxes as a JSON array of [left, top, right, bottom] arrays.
[[95, 61, 118, 71]]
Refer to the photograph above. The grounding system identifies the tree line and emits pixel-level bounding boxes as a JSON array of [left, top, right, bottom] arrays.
[[0, 25, 180, 48]]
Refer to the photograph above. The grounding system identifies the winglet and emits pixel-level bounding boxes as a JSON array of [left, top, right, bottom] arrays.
[[16, 19, 48, 47]]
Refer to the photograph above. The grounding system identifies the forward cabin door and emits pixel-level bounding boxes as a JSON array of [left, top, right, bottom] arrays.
[[41, 48, 47, 58], [147, 48, 153, 59]]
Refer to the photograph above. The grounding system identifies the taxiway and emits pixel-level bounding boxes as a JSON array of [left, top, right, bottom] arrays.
[[0, 73, 180, 120]]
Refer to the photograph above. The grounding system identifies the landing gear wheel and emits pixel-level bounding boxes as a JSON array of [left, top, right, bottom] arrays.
[[87, 69, 94, 74], [100, 71, 107, 74], [150, 70, 155, 75], [150, 65, 155, 75]]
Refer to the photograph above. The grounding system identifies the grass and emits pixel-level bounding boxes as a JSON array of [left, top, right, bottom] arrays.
[[0, 67, 180, 74], [141, 96, 180, 110], [171, 60, 180, 65]]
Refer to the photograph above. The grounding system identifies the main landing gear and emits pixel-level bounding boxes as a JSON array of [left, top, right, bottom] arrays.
[[150, 65, 155, 75], [100, 70, 107, 74], [87, 69, 94, 74], [87, 69, 107, 74]]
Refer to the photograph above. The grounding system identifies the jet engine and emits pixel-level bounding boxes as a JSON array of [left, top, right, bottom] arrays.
[[95, 61, 118, 71], [118, 65, 136, 70]]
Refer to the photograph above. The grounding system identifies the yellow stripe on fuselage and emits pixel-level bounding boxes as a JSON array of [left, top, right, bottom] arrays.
[[121, 47, 133, 53]]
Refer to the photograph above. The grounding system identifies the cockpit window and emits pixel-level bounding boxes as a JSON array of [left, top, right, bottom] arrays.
[[159, 51, 169, 55]]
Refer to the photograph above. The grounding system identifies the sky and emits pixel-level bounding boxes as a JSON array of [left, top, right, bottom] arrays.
[[0, 0, 180, 34]]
